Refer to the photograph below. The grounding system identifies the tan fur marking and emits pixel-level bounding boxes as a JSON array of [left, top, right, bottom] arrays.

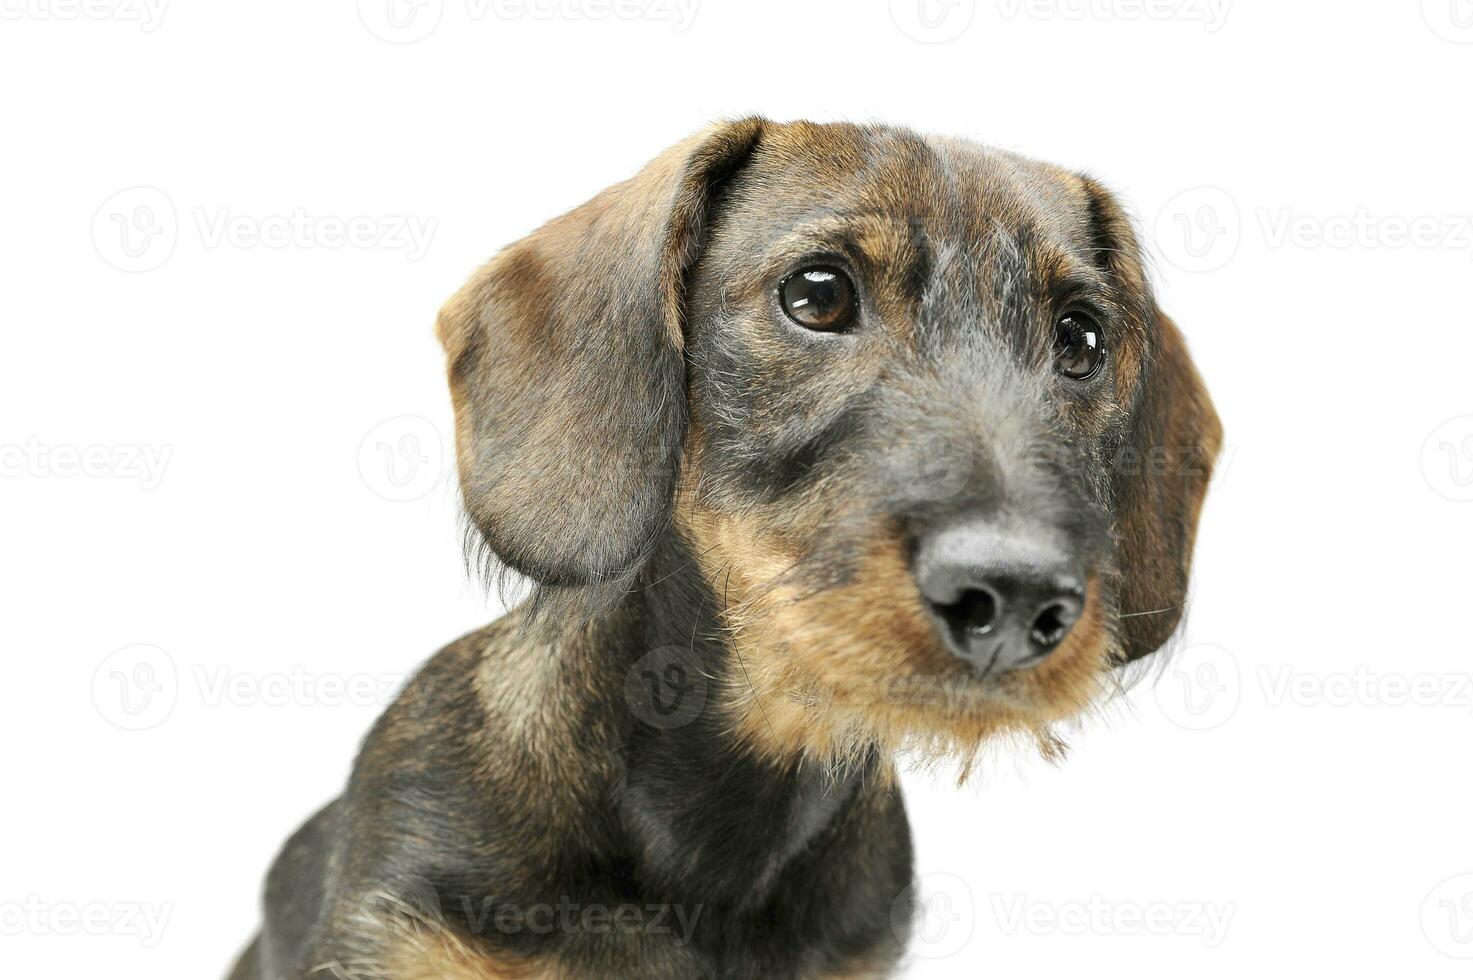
[[677, 497, 1116, 773], [381, 921, 554, 980]]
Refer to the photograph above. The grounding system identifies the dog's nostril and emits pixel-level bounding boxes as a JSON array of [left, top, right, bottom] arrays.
[[912, 518, 1087, 675], [945, 587, 999, 637], [1028, 601, 1079, 650]]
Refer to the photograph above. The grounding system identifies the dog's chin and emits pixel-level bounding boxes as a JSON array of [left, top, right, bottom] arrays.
[[720, 577, 1115, 771], [683, 507, 1116, 768]]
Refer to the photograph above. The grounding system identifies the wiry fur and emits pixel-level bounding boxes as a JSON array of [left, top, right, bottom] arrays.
[[230, 118, 1219, 979]]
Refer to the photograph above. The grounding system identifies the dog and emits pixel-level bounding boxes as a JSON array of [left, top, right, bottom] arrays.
[[228, 117, 1220, 979]]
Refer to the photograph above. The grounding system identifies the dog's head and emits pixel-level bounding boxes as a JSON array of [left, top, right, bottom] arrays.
[[438, 119, 1220, 764]]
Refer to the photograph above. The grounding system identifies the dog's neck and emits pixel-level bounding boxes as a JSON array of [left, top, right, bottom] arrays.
[[599, 532, 881, 911]]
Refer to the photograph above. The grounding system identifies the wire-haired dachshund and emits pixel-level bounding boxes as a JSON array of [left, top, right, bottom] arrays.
[[229, 117, 1221, 980]]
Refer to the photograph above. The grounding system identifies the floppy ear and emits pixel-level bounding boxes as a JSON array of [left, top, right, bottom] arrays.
[[1080, 177, 1223, 662], [437, 118, 766, 586], [1113, 312, 1221, 659]]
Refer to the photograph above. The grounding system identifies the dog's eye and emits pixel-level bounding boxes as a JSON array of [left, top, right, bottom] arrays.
[[780, 267, 856, 332], [1053, 312, 1105, 380]]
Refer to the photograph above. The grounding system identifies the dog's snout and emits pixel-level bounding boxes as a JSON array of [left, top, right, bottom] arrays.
[[913, 519, 1085, 675]]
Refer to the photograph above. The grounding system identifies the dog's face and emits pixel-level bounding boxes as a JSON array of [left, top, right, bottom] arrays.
[[438, 119, 1220, 764]]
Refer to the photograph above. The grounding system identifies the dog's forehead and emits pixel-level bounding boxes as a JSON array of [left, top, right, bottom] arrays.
[[745, 122, 1090, 249]]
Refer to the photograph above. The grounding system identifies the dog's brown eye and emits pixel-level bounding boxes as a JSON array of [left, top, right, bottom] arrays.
[[1054, 312, 1105, 380], [780, 267, 856, 332]]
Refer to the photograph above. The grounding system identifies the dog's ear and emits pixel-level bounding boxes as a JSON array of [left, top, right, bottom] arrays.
[[437, 118, 766, 586], [1079, 177, 1223, 662]]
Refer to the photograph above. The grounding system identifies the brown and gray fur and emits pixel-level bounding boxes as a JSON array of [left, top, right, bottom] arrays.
[[228, 117, 1221, 979]]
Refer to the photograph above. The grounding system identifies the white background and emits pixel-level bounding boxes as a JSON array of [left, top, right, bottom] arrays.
[[3, 1, 1472, 977]]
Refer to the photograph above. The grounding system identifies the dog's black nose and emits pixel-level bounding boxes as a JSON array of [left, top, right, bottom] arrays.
[[912, 519, 1086, 675]]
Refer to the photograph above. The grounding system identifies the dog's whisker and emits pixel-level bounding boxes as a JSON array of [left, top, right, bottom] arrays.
[[1119, 603, 1184, 618]]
